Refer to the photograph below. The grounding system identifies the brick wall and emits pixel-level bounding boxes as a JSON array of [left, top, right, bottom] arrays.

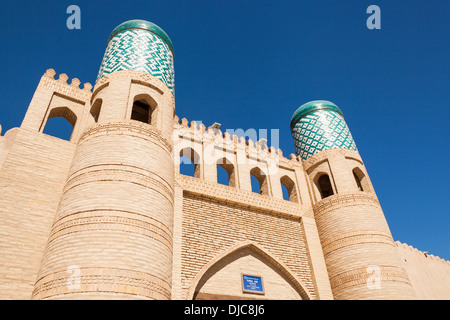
[[0, 128, 76, 299], [397, 242, 450, 299], [178, 184, 316, 300]]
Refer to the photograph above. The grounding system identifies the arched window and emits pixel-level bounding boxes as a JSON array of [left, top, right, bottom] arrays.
[[353, 171, 363, 191], [250, 167, 269, 196], [317, 174, 334, 199], [131, 95, 157, 125], [180, 148, 201, 178], [42, 107, 77, 141], [352, 167, 370, 192], [216, 158, 236, 187], [250, 173, 260, 194], [90, 99, 102, 123], [280, 175, 298, 202]]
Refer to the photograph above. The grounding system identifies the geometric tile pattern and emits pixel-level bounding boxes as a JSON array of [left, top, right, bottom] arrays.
[[96, 28, 175, 95], [291, 109, 357, 161]]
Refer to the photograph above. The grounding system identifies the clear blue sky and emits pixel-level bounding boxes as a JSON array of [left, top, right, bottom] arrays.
[[0, 1, 449, 259]]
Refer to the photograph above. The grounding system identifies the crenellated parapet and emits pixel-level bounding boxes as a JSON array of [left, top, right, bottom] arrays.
[[39, 68, 93, 103], [172, 115, 303, 169], [171, 115, 312, 209], [20, 68, 93, 143], [395, 241, 450, 299], [20, 66, 176, 145], [395, 241, 450, 265]]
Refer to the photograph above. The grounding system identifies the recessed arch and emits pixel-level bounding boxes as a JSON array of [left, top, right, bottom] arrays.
[[250, 166, 269, 196], [314, 172, 334, 200], [180, 147, 201, 178], [352, 167, 370, 192], [280, 175, 298, 202], [216, 157, 236, 187], [42, 106, 77, 141], [187, 241, 313, 300], [90, 98, 102, 123], [131, 93, 157, 126]]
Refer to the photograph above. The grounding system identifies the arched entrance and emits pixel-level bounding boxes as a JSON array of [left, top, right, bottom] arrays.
[[188, 242, 312, 300]]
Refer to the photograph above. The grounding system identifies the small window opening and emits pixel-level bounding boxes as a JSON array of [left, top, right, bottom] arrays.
[[90, 99, 102, 122], [180, 148, 200, 178], [353, 170, 364, 191], [250, 167, 269, 196], [318, 174, 334, 199], [42, 107, 77, 141], [280, 175, 298, 202], [131, 99, 152, 124], [216, 158, 236, 187]]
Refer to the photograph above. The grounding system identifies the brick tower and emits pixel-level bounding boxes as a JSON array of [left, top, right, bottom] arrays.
[[32, 20, 176, 299], [290, 100, 416, 299]]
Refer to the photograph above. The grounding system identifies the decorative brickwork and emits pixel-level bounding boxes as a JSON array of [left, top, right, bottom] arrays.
[[33, 267, 171, 300], [178, 174, 306, 218], [330, 265, 412, 299], [321, 230, 395, 257], [313, 192, 380, 218]]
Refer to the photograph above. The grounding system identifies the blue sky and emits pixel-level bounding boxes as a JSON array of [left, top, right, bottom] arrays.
[[0, 0, 449, 259]]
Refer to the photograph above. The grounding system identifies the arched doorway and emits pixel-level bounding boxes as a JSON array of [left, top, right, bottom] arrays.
[[189, 243, 312, 300]]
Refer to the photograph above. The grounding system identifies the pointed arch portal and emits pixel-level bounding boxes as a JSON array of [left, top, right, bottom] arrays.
[[187, 241, 312, 300]]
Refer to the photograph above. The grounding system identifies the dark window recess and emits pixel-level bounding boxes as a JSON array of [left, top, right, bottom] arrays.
[[131, 100, 151, 124], [318, 175, 334, 199], [353, 170, 364, 191]]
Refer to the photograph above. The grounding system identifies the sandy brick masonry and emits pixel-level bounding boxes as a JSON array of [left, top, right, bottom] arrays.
[[396, 242, 450, 299], [0, 129, 76, 299], [178, 175, 315, 300], [0, 68, 449, 299]]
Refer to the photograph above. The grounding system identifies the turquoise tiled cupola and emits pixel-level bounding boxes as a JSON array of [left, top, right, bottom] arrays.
[[96, 19, 175, 95], [290, 100, 357, 161]]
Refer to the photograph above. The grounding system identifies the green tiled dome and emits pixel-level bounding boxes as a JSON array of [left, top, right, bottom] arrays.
[[290, 100, 343, 132], [290, 100, 357, 160], [107, 20, 174, 54], [96, 19, 175, 94]]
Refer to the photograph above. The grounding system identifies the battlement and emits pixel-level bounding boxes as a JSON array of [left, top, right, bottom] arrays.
[[172, 114, 310, 207], [39, 68, 92, 103], [395, 241, 450, 265], [173, 115, 302, 167], [18, 68, 94, 143]]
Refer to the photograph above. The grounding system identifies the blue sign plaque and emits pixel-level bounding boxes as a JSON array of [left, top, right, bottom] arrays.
[[242, 275, 264, 294]]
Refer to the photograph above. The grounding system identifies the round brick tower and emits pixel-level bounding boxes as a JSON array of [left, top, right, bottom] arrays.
[[33, 20, 175, 299], [291, 101, 416, 300]]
